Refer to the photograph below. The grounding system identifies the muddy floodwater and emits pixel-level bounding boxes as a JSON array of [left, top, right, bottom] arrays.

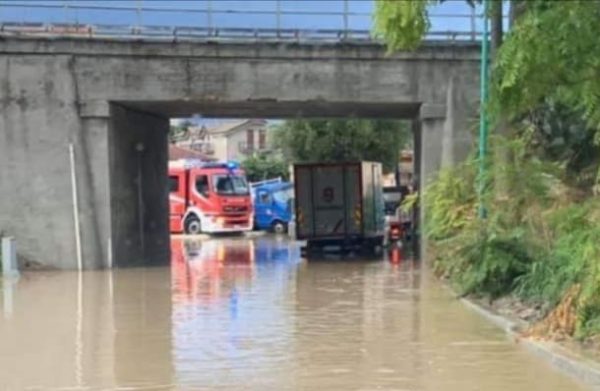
[[0, 237, 589, 390]]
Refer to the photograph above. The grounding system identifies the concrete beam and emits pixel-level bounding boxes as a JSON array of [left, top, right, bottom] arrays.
[[420, 104, 446, 120], [0, 36, 481, 62], [80, 100, 110, 118]]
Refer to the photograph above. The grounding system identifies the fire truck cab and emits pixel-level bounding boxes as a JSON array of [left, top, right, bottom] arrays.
[[169, 159, 253, 234]]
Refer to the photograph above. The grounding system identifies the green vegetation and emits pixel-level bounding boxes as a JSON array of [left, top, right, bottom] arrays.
[[272, 119, 411, 173], [168, 120, 193, 143], [377, 0, 600, 339], [426, 144, 600, 338], [241, 153, 289, 183], [374, 0, 491, 52]]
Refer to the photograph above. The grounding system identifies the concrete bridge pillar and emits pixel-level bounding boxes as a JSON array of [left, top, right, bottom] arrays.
[[80, 101, 170, 268], [419, 104, 446, 186], [108, 104, 170, 268], [0, 56, 113, 270], [419, 75, 474, 186], [0, 53, 170, 270], [417, 75, 475, 262]]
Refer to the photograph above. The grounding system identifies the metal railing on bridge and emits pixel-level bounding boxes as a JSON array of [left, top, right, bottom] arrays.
[[0, 1, 492, 43]]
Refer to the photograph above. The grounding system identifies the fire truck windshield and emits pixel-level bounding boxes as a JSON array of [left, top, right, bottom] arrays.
[[213, 174, 249, 195]]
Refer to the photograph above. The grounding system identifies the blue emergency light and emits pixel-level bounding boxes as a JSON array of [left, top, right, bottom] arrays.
[[180, 159, 240, 171], [226, 161, 240, 171]]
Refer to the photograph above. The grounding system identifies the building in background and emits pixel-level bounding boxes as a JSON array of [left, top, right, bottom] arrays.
[[174, 119, 271, 162], [168, 144, 214, 161], [174, 124, 214, 157], [399, 150, 414, 186], [382, 149, 414, 187]]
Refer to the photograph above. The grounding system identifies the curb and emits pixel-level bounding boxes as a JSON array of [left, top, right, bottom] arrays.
[[459, 297, 521, 334], [460, 297, 600, 390]]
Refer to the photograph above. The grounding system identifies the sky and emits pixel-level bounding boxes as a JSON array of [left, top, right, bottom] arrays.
[[0, 1, 491, 34]]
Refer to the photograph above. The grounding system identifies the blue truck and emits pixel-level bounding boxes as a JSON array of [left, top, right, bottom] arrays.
[[250, 178, 294, 233]]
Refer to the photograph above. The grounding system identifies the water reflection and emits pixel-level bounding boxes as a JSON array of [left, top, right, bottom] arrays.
[[171, 237, 302, 388], [0, 268, 174, 390], [0, 237, 590, 390]]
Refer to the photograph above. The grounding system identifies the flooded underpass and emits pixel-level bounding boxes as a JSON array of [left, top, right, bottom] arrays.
[[0, 237, 589, 390]]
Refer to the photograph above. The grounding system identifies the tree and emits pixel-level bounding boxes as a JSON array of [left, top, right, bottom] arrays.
[[272, 119, 411, 173], [373, 0, 518, 196], [242, 153, 289, 183], [492, 1, 600, 132], [169, 120, 193, 144], [525, 103, 600, 189], [490, 0, 503, 56], [373, 0, 482, 52]]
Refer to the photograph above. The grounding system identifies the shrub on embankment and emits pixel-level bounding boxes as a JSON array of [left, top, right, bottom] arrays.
[[423, 136, 600, 340]]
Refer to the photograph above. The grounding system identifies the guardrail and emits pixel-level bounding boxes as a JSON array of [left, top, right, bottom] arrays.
[[0, 1, 488, 43], [0, 22, 483, 43]]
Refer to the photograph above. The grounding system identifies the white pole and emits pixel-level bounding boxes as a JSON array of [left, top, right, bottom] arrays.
[[276, 0, 281, 34], [2, 278, 15, 319], [135, 143, 145, 258], [107, 238, 113, 269], [207, 0, 213, 31], [69, 143, 83, 271], [136, 0, 143, 30], [343, 0, 349, 39], [1, 237, 17, 277], [75, 271, 83, 386]]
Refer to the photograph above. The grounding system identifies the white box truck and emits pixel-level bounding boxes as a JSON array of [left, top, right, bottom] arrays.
[[293, 162, 385, 255]]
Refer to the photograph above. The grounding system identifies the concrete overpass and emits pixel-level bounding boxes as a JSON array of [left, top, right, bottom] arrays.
[[0, 35, 480, 270]]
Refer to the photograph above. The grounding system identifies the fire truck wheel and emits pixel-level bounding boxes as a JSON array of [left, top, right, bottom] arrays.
[[184, 215, 202, 235], [272, 220, 287, 234]]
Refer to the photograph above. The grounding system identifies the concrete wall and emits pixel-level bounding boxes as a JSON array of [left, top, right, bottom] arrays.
[[109, 104, 169, 267], [0, 36, 480, 269], [0, 37, 479, 117], [0, 54, 111, 269]]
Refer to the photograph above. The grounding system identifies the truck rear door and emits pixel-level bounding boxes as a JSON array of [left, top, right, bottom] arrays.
[[312, 165, 345, 237], [295, 164, 361, 239]]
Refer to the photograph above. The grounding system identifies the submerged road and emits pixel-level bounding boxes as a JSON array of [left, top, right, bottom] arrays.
[[0, 237, 589, 390]]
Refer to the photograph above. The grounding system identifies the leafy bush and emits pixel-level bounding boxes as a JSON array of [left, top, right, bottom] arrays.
[[425, 132, 600, 339], [516, 199, 600, 338], [426, 136, 553, 299], [423, 158, 477, 241]]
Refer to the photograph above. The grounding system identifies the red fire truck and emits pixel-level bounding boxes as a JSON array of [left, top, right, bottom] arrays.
[[169, 159, 253, 234]]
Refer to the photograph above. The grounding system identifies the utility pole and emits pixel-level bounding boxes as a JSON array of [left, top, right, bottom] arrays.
[[478, 0, 490, 219]]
